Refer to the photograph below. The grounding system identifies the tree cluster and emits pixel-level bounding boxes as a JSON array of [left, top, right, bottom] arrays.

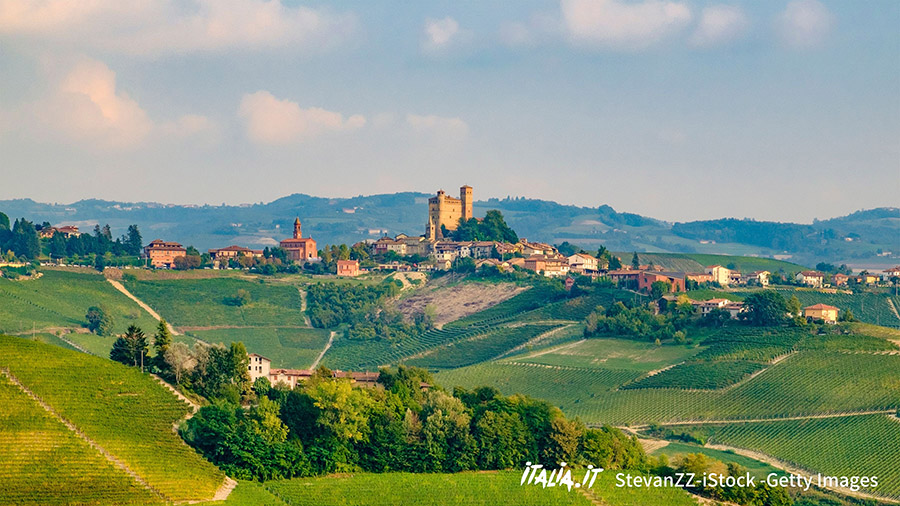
[[448, 210, 518, 243], [305, 280, 401, 329], [181, 366, 648, 481], [584, 301, 692, 343]]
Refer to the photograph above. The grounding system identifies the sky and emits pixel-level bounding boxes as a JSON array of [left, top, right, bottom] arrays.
[[0, 0, 898, 223]]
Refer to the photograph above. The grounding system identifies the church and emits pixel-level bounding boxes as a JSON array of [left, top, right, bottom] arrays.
[[279, 218, 318, 262]]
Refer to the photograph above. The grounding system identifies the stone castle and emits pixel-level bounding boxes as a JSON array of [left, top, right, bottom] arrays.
[[426, 185, 473, 240]]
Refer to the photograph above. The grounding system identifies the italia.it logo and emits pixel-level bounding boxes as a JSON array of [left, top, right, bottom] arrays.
[[520, 462, 604, 492]]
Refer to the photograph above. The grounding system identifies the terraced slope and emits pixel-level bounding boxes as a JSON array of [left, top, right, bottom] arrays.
[[0, 336, 225, 503], [0, 374, 161, 506]]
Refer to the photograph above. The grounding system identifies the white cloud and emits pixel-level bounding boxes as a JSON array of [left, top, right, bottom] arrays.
[[406, 114, 469, 141], [29, 58, 214, 149], [239, 91, 365, 145], [690, 5, 750, 47], [0, 0, 356, 56], [560, 0, 692, 49], [425, 17, 460, 49], [776, 0, 833, 49]]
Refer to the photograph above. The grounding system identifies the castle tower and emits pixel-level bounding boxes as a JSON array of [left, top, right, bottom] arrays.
[[460, 185, 473, 221], [293, 217, 302, 239], [425, 215, 437, 241]]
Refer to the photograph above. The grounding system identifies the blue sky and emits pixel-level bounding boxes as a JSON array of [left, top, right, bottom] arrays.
[[0, 0, 897, 222]]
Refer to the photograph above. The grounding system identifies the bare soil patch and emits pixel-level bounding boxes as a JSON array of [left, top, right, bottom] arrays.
[[396, 279, 527, 327]]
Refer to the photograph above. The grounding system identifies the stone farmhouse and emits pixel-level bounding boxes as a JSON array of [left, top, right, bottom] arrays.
[[248, 353, 380, 389], [143, 239, 186, 268], [803, 303, 839, 323]]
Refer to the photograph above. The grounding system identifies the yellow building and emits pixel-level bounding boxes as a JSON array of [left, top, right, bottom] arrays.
[[803, 303, 839, 323], [426, 185, 473, 240]]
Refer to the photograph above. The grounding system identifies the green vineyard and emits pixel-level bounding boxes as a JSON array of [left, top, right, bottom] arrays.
[[676, 415, 900, 501], [0, 336, 225, 502], [623, 360, 766, 390], [405, 323, 561, 369], [0, 373, 161, 506], [437, 351, 900, 425]]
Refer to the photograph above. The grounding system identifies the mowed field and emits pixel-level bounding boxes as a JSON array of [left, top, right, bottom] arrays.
[[188, 327, 330, 369], [0, 336, 225, 503], [196, 470, 698, 506], [0, 269, 159, 335], [127, 277, 308, 328]]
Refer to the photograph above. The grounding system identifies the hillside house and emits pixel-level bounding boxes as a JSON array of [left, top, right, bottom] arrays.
[[803, 303, 839, 323], [686, 272, 714, 284], [638, 271, 686, 293], [38, 225, 81, 239], [882, 266, 900, 280], [744, 270, 770, 286], [144, 239, 186, 268], [248, 353, 380, 389], [795, 271, 824, 288], [337, 259, 360, 276], [832, 273, 849, 286], [567, 253, 599, 273], [520, 240, 555, 256], [524, 254, 569, 277], [208, 245, 263, 261], [705, 265, 732, 285]]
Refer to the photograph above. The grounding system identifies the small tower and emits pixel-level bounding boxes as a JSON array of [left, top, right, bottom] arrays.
[[460, 185, 473, 221], [425, 215, 436, 241], [293, 217, 302, 239]]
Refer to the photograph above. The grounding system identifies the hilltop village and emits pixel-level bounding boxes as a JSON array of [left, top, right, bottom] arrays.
[[4, 185, 899, 327]]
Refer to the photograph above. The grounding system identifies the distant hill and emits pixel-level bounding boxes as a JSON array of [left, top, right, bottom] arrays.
[[0, 195, 896, 266]]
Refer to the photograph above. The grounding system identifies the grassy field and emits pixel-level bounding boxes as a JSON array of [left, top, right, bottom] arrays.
[[675, 415, 900, 501], [0, 373, 162, 506], [188, 327, 331, 368], [128, 277, 307, 328], [0, 336, 225, 502], [259, 470, 699, 506], [0, 269, 158, 335]]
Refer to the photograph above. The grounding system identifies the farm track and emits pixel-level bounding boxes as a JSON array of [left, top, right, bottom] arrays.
[[0, 367, 168, 503], [495, 323, 576, 359], [887, 297, 900, 321], [298, 288, 312, 327], [618, 409, 898, 430], [311, 331, 337, 370], [178, 325, 309, 331], [106, 279, 180, 335]]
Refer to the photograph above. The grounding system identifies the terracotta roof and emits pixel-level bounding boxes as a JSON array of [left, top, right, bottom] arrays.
[[804, 303, 839, 311], [799, 271, 823, 277]]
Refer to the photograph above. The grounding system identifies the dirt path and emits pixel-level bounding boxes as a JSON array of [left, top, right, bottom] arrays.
[[1, 367, 168, 503], [298, 288, 312, 327], [310, 331, 337, 369], [619, 409, 897, 430], [886, 297, 900, 322], [496, 324, 576, 359], [106, 279, 180, 335], [178, 325, 309, 331]]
